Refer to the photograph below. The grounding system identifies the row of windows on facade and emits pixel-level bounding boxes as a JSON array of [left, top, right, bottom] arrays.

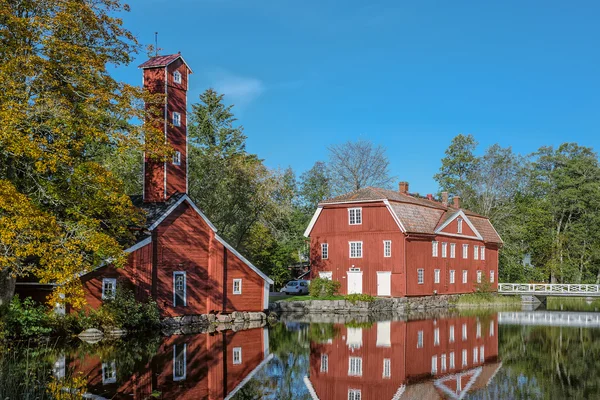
[[319, 355, 391, 380], [417, 268, 495, 285], [433, 241, 486, 260], [101, 274, 244, 305], [320, 240, 391, 260], [417, 320, 495, 350], [431, 346, 486, 375]]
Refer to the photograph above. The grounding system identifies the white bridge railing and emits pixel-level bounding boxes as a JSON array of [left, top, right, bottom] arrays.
[[498, 311, 600, 328], [498, 283, 600, 296]]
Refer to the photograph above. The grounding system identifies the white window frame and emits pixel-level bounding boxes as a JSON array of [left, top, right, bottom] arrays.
[[434, 327, 440, 346], [173, 70, 182, 84], [432, 241, 438, 257], [321, 354, 328, 372], [348, 208, 362, 225], [490, 270, 495, 283], [457, 218, 463, 234], [481, 246, 486, 260], [463, 244, 468, 259], [417, 268, 424, 284], [173, 271, 186, 307], [383, 240, 392, 258], [450, 270, 455, 284], [173, 343, 187, 381], [172, 111, 181, 127], [417, 330, 423, 348], [477, 320, 482, 338], [172, 150, 181, 166], [233, 278, 242, 295], [319, 271, 333, 280], [474, 245, 479, 260], [490, 320, 495, 337], [434, 269, 440, 284], [441, 242, 448, 258], [102, 278, 117, 300], [102, 361, 117, 385], [383, 358, 391, 378], [348, 389, 362, 400], [233, 347, 242, 365], [450, 351, 455, 369], [321, 243, 328, 259], [480, 345, 485, 363], [349, 241, 363, 258], [449, 325, 455, 343], [348, 356, 363, 376], [462, 349, 468, 367], [441, 353, 447, 372], [477, 270, 482, 283], [462, 323, 468, 340], [431, 355, 438, 374], [462, 270, 468, 284], [450, 243, 456, 258], [473, 347, 478, 364]]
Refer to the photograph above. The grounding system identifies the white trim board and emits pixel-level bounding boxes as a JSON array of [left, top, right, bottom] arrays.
[[435, 210, 484, 241], [303, 206, 322, 237], [224, 353, 274, 400]]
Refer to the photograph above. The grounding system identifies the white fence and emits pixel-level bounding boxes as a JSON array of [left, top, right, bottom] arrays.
[[498, 311, 600, 328], [498, 283, 600, 296]]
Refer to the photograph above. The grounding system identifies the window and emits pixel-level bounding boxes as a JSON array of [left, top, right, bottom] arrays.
[[173, 272, 186, 307], [348, 357, 362, 376], [441, 242, 448, 258], [477, 270, 482, 283], [319, 271, 332, 280], [233, 278, 242, 295], [490, 270, 495, 283], [431, 355, 438, 374], [463, 244, 469, 259], [462, 349, 468, 367], [490, 320, 495, 336], [321, 243, 328, 259], [481, 246, 486, 260], [349, 241, 363, 258], [473, 347, 478, 364], [480, 345, 485, 363], [383, 358, 391, 378], [172, 150, 181, 166], [462, 270, 468, 284], [383, 240, 392, 257], [233, 347, 242, 365], [434, 328, 440, 346], [457, 218, 463, 233], [432, 269, 440, 284], [474, 245, 479, 260], [320, 354, 328, 372], [450, 352, 455, 369], [441, 353, 447, 372], [432, 241, 438, 257], [102, 278, 116, 300], [462, 323, 467, 341], [417, 269, 424, 284], [450, 243, 456, 258], [173, 111, 181, 127], [477, 320, 482, 338], [417, 330, 423, 348], [449, 325, 455, 343], [348, 208, 362, 225], [173, 70, 182, 83], [450, 270, 455, 284], [348, 389, 362, 400], [102, 361, 117, 385], [173, 344, 187, 381]]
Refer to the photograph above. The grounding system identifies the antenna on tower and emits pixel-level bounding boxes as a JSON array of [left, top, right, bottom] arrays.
[[154, 32, 158, 56]]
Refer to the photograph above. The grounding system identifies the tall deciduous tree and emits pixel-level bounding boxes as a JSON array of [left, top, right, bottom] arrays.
[[434, 134, 479, 203], [298, 161, 332, 216], [0, 0, 167, 306], [327, 139, 395, 194]]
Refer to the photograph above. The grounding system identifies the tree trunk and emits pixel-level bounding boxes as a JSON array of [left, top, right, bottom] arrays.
[[0, 270, 16, 307]]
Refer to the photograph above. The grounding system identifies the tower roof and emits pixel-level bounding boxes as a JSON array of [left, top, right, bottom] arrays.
[[138, 53, 193, 73]]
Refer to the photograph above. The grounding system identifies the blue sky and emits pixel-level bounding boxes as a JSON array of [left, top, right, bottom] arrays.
[[113, 0, 600, 195]]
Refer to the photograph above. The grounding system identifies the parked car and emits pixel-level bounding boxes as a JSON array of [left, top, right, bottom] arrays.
[[282, 280, 310, 295]]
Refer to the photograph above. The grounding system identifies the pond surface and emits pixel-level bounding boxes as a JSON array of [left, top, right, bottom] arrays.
[[34, 310, 600, 399]]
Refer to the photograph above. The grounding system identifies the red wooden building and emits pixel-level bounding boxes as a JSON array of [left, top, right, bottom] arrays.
[[305, 314, 500, 399], [66, 326, 272, 399], [16, 53, 272, 315], [305, 183, 502, 297]]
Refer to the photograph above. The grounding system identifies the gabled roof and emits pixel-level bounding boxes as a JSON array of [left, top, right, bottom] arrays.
[[310, 187, 503, 245], [138, 53, 193, 73]]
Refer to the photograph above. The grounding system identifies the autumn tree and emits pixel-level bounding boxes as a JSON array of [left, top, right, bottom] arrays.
[[327, 139, 395, 194], [0, 0, 167, 306]]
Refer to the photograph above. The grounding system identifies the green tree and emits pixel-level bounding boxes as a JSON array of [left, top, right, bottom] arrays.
[[298, 161, 332, 216], [434, 134, 479, 204]]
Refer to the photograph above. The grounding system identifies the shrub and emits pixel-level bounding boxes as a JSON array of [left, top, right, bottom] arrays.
[[3, 296, 52, 338], [344, 294, 375, 304], [103, 287, 160, 331], [309, 278, 341, 298], [474, 278, 494, 300]]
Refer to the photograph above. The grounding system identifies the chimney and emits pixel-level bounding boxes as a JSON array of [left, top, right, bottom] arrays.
[[442, 191, 449, 206], [426, 194, 433, 201], [453, 196, 461, 208], [399, 181, 409, 194]]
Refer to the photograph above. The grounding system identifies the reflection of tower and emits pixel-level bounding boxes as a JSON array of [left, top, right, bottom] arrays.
[[139, 53, 192, 202], [306, 315, 500, 400]]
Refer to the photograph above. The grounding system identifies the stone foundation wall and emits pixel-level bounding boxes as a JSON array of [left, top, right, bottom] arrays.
[[160, 311, 268, 336]]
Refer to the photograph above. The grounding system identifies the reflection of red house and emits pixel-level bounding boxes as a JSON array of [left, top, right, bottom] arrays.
[[305, 184, 502, 297], [305, 315, 499, 399], [17, 53, 273, 315], [69, 327, 272, 399]]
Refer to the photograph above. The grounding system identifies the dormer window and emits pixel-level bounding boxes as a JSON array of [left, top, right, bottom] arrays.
[[172, 151, 181, 166], [348, 208, 362, 225], [173, 112, 181, 127], [173, 70, 182, 84], [457, 218, 463, 234]]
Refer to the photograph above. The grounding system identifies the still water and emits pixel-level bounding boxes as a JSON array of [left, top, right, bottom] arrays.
[[50, 311, 600, 399]]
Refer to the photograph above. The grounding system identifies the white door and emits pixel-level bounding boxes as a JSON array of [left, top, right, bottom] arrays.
[[347, 271, 363, 294], [377, 272, 391, 296], [376, 321, 391, 347]]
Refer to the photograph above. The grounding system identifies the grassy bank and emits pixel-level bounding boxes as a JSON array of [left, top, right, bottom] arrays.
[[547, 297, 600, 312], [452, 293, 521, 307]]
